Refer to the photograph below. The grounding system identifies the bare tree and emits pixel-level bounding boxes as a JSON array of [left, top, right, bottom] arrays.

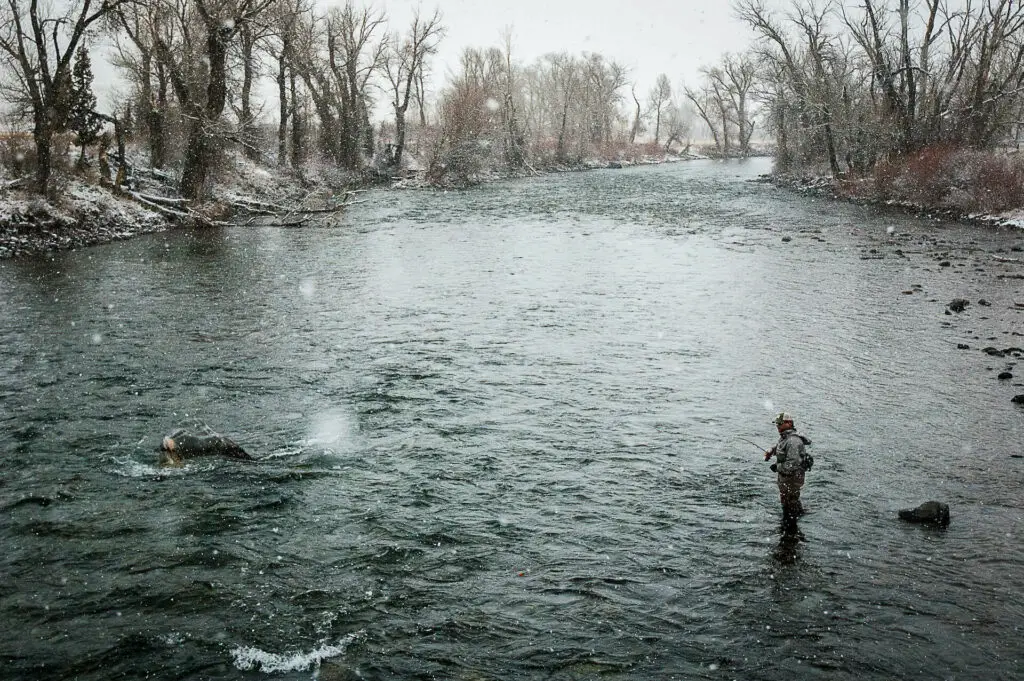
[[383, 7, 444, 168], [684, 82, 724, 154], [0, 0, 131, 195], [150, 0, 276, 201], [721, 53, 758, 155], [629, 83, 643, 143], [648, 73, 672, 144], [111, 1, 173, 169]]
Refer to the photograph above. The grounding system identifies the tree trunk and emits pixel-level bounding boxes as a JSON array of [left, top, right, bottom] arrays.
[[180, 116, 210, 201], [33, 117, 54, 197], [149, 64, 168, 169], [277, 50, 288, 167], [359, 98, 374, 159], [393, 105, 408, 168], [178, 20, 230, 202], [556, 103, 570, 162], [290, 67, 302, 168], [239, 26, 259, 161]]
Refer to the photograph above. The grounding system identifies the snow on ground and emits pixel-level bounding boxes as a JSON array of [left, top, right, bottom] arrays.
[[0, 179, 168, 259]]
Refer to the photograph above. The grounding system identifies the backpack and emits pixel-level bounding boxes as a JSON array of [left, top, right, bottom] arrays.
[[796, 433, 813, 472]]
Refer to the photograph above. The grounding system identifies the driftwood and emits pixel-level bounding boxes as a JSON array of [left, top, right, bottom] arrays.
[[218, 190, 368, 227], [130, 192, 191, 218]]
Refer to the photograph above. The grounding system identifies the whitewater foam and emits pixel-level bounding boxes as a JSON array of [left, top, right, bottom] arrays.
[[231, 631, 363, 673]]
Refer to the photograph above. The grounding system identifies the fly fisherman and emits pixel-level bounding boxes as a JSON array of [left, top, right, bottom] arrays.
[[764, 412, 812, 528]]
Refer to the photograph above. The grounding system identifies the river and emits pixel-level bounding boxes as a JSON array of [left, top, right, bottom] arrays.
[[1, 158, 1022, 680]]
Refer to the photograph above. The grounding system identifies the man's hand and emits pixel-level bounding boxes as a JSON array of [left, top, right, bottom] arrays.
[[764, 447, 776, 461]]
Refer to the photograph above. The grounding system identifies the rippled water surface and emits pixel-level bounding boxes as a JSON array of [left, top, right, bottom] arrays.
[[2, 159, 1023, 680]]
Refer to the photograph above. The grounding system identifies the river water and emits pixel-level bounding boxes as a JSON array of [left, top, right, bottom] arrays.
[[1, 158, 1023, 680]]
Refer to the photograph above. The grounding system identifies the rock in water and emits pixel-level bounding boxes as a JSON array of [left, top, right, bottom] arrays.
[[947, 298, 969, 313], [159, 428, 253, 466], [898, 501, 950, 526]]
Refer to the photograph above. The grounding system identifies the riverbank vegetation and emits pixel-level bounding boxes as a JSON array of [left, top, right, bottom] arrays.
[[737, 0, 1024, 221]]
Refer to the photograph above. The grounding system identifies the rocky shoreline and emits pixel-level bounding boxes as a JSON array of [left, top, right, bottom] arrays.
[[763, 171, 1024, 408]]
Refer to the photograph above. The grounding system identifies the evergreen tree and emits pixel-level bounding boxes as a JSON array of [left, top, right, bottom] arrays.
[[70, 45, 102, 166]]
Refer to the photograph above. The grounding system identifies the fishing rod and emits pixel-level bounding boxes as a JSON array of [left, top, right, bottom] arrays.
[[738, 436, 775, 462], [737, 436, 767, 453]]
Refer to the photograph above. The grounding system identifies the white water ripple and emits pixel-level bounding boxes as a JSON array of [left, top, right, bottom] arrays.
[[231, 631, 364, 673]]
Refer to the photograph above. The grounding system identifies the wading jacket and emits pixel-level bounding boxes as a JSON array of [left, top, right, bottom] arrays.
[[774, 428, 811, 476]]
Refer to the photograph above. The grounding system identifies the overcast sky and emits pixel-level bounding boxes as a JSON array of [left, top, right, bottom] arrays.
[[384, 0, 756, 94]]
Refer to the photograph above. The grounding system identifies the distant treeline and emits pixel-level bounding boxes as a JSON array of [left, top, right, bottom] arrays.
[[2, 0, 1023, 200]]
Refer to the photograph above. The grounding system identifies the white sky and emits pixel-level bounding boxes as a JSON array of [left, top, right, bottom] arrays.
[[383, 0, 755, 96]]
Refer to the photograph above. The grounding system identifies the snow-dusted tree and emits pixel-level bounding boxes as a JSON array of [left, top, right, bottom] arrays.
[[70, 45, 102, 166], [383, 7, 444, 168], [150, 0, 276, 201], [111, 2, 174, 169], [684, 81, 725, 154], [581, 53, 627, 146], [648, 73, 672, 145], [261, 0, 308, 168], [495, 29, 525, 169], [0, 0, 130, 195], [287, 0, 386, 170], [327, 2, 388, 168], [720, 53, 757, 156], [531, 52, 583, 163], [736, 0, 843, 174], [660, 100, 691, 153], [629, 84, 644, 144], [429, 46, 503, 184]]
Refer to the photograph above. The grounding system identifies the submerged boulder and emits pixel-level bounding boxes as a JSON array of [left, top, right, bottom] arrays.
[[898, 501, 950, 526]]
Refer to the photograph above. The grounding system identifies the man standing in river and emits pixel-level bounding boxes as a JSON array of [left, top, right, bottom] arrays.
[[764, 412, 811, 529]]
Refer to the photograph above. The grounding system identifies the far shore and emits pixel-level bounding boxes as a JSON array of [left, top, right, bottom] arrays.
[[3, 150, 1021, 261]]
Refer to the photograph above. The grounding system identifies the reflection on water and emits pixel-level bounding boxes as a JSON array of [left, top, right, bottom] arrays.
[[1, 158, 1023, 680]]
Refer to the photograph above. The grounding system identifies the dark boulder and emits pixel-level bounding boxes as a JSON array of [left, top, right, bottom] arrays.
[[998, 372, 1014, 380], [1013, 394, 1024, 405], [159, 428, 253, 466], [947, 298, 969, 312], [898, 501, 950, 526]]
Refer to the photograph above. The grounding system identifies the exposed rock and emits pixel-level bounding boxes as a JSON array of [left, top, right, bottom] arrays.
[[947, 298, 970, 312], [898, 501, 950, 526], [957, 343, 970, 350], [978, 299, 992, 306], [159, 428, 253, 466], [1013, 394, 1024, 405], [998, 372, 1014, 380], [983, 347, 1005, 357]]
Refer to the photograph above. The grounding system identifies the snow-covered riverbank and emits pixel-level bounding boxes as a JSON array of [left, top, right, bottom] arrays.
[[0, 154, 359, 259], [0, 152, 707, 259]]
